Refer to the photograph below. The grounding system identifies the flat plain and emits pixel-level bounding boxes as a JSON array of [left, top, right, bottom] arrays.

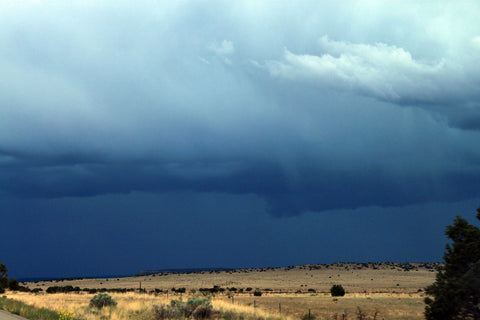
[[10, 263, 439, 320]]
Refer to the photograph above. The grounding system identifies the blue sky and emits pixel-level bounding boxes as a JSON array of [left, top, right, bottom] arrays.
[[1, 1, 480, 279]]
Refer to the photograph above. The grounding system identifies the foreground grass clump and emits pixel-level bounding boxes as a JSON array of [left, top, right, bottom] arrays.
[[0, 296, 60, 320], [153, 296, 214, 320]]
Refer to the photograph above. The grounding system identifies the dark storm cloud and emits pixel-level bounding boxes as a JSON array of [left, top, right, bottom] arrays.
[[3, 192, 478, 278], [2, 1, 480, 216]]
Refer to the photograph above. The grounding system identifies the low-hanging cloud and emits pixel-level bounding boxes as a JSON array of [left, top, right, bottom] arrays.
[[2, 1, 480, 216]]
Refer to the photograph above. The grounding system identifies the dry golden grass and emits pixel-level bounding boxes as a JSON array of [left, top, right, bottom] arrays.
[[217, 293, 426, 320], [4, 292, 169, 320], [5, 291, 427, 320], [211, 297, 296, 320]]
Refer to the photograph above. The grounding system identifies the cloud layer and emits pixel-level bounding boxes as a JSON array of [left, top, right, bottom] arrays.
[[268, 37, 463, 105], [2, 1, 480, 216]]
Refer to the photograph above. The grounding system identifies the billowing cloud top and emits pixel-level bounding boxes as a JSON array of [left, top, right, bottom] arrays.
[[1, 1, 480, 216]]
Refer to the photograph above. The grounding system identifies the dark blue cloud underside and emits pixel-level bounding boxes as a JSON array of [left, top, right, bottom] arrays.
[[3, 152, 480, 216]]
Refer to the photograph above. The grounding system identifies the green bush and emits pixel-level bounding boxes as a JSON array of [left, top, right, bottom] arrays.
[[89, 293, 117, 309], [253, 290, 262, 297], [330, 284, 345, 297]]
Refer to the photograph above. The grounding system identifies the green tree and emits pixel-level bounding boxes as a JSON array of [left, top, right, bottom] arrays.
[[8, 278, 19, 291], [0, 263, 8, 292], [424, 207, 480, 319]]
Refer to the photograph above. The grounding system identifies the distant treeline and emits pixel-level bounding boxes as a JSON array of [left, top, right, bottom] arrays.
[[45, 286, 137, 294], [138, 267, 235, 276], [29, 285, 274, 296]]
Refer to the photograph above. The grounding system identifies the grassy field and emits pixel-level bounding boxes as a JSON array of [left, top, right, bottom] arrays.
[[26, 263, 437, 294], [6, 263, 438, 320]]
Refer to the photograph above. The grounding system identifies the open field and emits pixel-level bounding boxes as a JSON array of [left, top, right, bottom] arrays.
[[7, 263, 439, 320]]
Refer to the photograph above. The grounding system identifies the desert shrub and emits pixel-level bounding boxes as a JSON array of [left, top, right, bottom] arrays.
[[356, 307, 366, 320], [184, 297, 207, 317], [185, 297, 213, 319], [220, 310, 237, 320], [17, 285, 31, 292], [245, 287, 252, 291], [160, 297, 213, 319], [301, 313, 316, 320], [253, 290, 262, 297], [330, 284, 345, 297], [153, 304, 173, 320], [170, 298, 186, 315], [192, 303, 213, 320], [89, 293, 117, 309], [46, 287, 57, 294]]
